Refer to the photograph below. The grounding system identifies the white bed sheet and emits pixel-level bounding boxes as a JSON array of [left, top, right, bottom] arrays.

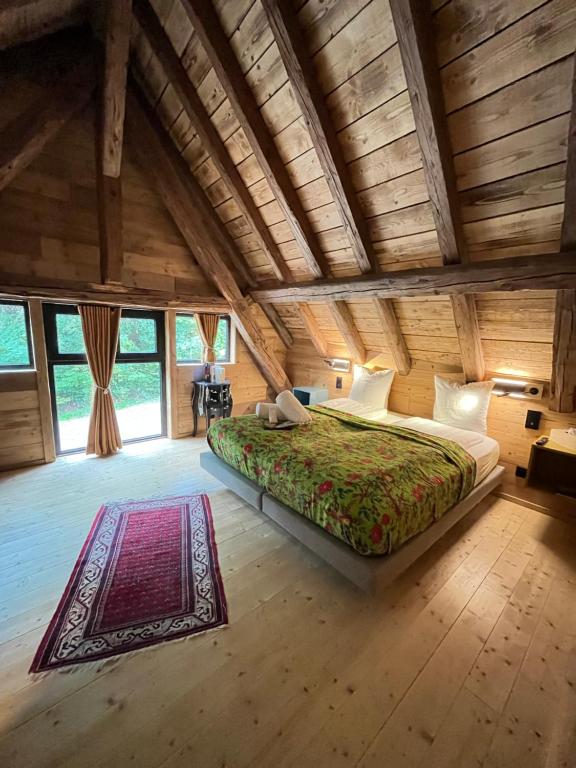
[[320, 398, 499, 486]]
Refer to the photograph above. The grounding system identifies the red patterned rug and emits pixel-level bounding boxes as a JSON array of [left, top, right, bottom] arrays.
[[30, 495, 227, 672]]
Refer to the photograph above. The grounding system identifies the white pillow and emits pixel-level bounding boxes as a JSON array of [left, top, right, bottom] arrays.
[[433, 376, 494, 434], [349, 368, 395, 411]]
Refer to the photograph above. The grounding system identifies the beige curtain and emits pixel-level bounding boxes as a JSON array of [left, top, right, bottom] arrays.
[[79, 305, 123, 457], [196, 314, 220, 363]]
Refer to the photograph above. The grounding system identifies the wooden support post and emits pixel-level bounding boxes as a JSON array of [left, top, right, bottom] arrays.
[[100, 0, 132, 178], [96, 173, 123, 284], [124, 85, 291, 394], [390, 0, 484, 381], [96, 0, 131, 284]]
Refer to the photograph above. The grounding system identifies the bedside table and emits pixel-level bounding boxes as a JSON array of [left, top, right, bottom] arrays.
[[292, 386, 329, 406], [527, 436, 576, 497], [192, 381, 233, 436]]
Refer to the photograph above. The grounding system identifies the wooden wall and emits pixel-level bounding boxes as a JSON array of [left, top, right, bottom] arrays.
[[0, 371, 45, 470], [0, 86, 216, 297], [286, 341, 576, 479], [0, 85, 282, 468]]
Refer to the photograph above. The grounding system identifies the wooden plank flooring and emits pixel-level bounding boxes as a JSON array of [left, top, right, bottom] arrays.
[[0, 437, 575, 768]]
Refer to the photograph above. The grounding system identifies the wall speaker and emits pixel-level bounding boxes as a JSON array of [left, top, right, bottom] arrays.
[[525, 410, 542, 430]]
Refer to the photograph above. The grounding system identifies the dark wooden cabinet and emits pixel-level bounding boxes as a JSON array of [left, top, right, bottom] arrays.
[[527, 437, 576, 498], [192, 381, 233, 436]]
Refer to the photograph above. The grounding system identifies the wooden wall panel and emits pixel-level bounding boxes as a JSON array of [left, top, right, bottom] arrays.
[[286, 344, 576, 480], [0, 371, 45, 470], [0, 96, 217, 298]]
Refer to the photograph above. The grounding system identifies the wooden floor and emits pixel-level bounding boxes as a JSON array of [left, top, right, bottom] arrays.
[[1, 438, 576, 768]]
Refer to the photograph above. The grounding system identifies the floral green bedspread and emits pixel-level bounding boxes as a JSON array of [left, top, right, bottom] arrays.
[[207, 405, 476, 556]]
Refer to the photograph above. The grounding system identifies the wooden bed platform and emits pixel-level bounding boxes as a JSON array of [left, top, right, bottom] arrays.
[[200, 451, 505, 593]]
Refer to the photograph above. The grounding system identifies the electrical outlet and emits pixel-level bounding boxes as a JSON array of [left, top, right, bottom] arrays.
[[515, 466, 527, 478], [336, 376, 343, 389]]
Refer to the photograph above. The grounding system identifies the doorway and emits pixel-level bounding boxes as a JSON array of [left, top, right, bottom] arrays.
[[43, 304, 167, 454]]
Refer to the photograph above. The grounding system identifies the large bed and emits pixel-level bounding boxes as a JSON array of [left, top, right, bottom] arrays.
[[200, 398, 503, 592]]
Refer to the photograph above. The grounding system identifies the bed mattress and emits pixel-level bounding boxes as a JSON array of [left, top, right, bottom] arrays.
[[207, 405, 478, 556], [320, 398, 499, 485]]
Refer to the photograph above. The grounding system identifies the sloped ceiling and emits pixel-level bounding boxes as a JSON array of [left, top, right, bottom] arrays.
[[1, 0, 575, 390]]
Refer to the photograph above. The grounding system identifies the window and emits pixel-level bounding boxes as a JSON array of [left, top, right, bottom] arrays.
[[176, 314, 232, 363], [0, 300, 33, 369], [43, 304, 167, 454]]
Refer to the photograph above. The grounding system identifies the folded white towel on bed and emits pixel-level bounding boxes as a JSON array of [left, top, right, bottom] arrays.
[[275, 390, 312, 424], [255, 402, 280, 423]]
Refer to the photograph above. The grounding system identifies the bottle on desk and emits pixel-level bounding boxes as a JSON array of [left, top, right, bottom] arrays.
[[203, 363, 211, 382]]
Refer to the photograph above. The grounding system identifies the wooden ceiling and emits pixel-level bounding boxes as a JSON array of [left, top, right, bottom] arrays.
[[0, 0, 575, 411]]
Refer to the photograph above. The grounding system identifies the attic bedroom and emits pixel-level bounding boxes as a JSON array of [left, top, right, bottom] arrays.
[[0, 0, 575, 766]]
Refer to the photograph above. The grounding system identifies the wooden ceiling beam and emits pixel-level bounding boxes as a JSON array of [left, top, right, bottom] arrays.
[[374, 299, 411, 375], [330, 301, 366, 364], [182, 0, 367, 367], [0, 57, 94, 192], [0, 0, 90, 50], [259, 304, 294, 349], [550, 62, 576, 412], [251, 253, 576, 304], [133, 0, 291, 284], [181, 0, 329, 280], [100, 0, 132, 178], [262, 0, 376, 275], [390, 0, 484, 382], [298, 304, 329, 358], [262, 0, 410, 372], [125, 84, 291, 393], [0, 276, 229, 313]]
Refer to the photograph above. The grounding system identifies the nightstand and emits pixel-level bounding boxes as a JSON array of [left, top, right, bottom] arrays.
[[292, 386, 329, 406], [192, 381, 233, 436], [527, 436, 576, 497]]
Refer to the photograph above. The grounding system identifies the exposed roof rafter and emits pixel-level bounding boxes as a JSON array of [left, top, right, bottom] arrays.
[[262, 0, 377, 276], [125, 82, 291, 393], [133, 0, 291, 283], [390, 0, 484, 382], [181, 0, 329, 280]]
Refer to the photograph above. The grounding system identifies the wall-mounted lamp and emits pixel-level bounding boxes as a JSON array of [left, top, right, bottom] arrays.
[[325, 358, 351, 373], [491, 377, 544, 400]]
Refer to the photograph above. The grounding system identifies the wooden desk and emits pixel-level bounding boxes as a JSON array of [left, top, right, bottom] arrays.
[[527, 436, 576, 497]]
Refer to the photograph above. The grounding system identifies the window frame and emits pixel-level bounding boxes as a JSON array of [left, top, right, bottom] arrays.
[[175, 313, 233, 365], [0, 299, 34, 371], [43, 303, 167, 455]]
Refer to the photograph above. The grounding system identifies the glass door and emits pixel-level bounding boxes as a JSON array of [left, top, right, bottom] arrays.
[[43, 304, 167, 454]]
